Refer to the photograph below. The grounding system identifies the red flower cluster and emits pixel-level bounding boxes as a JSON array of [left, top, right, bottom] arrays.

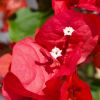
[[1, 0, 100, 100]]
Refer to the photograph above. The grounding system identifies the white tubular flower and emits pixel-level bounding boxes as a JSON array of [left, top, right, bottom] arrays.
[[63, 26, 75, 36], [50, 47, 62, 59]]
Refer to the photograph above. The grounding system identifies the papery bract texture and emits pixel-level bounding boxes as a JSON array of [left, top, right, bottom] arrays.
[[35, 11, 85, 51], [3, 72, 42, 100], [60, 73, 93, 100], [56, 46, 81, 76], [35, 10, 97, 63], [78, 0, 100, 12], [42, 73, 93, 100], [43, 76, 65, 100], [52, 0, 67, 14], [10, 37, 58, 95], [3, 37, 61, 100]]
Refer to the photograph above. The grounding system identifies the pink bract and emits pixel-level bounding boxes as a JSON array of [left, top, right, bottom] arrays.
[[10, 37, 59, 94]]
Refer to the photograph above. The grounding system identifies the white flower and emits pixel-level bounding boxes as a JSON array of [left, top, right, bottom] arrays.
[[50, 47, 62, 59], [63, 26, 75, 36]]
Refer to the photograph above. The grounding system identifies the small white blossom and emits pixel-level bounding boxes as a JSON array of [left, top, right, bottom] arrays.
[[63, 26, 75, 36], [50, 47, 62, 59]]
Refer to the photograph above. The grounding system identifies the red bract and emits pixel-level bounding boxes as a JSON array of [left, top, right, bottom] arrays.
[[35, 9, 97, 63], [84, 14, 100, 68], [42, 73, 93, 100], [2, 37, 61, 100], [42, 46, 81, 100], [3, 71, 92, 100], [65, 0, 79, 9], [43, 76, 66, 100], [78, 0, 100, 12], [52, 0, 79, 12], [60, 73, 93, 100], [10, 37, 59, 95], [52, 0, 67, 14], [57, 46, 81, 76], [36, 10, 83, 51], [83, 14, 100, 36], [3, 72, 41, 100]]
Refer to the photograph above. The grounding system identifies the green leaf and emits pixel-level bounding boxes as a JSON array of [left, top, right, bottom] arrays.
[[9, 8, 52, 42], [92, 89, 100, 100]]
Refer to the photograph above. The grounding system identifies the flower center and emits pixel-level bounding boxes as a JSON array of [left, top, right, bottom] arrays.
[[63, 26, 75, 36], [50, 46, 62, 59]]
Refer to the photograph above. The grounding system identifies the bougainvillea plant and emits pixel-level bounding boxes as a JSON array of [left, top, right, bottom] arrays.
[[0, 0, 27, 32], [0, 0, 100, 100]]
